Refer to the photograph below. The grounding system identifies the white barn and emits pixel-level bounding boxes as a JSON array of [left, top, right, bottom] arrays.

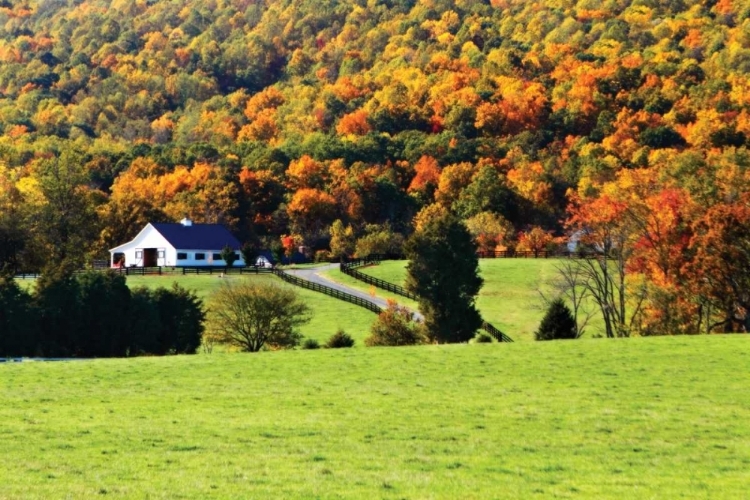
[[109, 218, 245, 268]]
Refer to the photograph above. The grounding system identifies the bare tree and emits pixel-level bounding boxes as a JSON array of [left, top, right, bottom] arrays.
[[539, 260, 596, 338], [551, 224, 647, 338]]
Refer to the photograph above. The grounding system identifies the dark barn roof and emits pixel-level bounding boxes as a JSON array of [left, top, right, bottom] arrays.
[[152, 223, 241, 250]]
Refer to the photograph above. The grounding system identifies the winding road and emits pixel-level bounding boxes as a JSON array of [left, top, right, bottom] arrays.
[[284, 263, 424, 320]]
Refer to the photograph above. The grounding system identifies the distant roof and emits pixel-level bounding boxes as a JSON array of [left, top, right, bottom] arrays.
[[152, 223, 241, 250]]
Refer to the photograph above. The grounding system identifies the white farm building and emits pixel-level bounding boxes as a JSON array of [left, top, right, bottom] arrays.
[[109, 218, 245, 268]]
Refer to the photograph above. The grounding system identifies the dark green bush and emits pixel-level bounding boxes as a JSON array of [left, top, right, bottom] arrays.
[[301, 338, 320, 350], [474, 332, 493, 343], [535, 298, 578, 341], [326, 329, 355, 348]]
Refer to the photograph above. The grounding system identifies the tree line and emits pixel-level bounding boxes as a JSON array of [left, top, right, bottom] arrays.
[[0, 270, 204, 358]]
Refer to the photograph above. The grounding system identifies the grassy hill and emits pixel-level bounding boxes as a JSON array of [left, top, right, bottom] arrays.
[[128, 273, 379, 347], [331, 259, 585, 341], [1, 336, 748, 499]]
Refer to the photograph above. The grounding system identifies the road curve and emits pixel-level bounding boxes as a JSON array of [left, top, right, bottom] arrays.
[[283, 264, 424, 320]]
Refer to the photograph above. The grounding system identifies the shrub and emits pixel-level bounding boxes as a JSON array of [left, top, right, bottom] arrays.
[[535, 298, 578, 341], [314, 249, 332, 263], [365, 300, 425, 347], [207, 281, 310, 352], [326, 329, 355, 348], [474, 332, 493, 343], [301, 338, 320, 350]]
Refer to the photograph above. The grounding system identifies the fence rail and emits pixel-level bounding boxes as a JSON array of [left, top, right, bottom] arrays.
[[13, 272, 40, 279], [272, 269, 382, 314], [181, 266, 273, 275], [340, 258, 418, 301], [481, 321, 514, 343]]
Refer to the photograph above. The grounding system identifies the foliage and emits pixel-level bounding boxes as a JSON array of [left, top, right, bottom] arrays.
[[0, 276, 36, 356], [207, 280, 310, 352], [354, 223, 404, 258], [365, 300, 425, 347], [405, 212, 483, 343], [2, 271, 204, 357], [329, 219, 355, 259], [301, 338, 320, 350], [535, 299, 579, 341], [220, 245, 238, 267], [325, 329, 355, 348], [474, 332, 493, 343]]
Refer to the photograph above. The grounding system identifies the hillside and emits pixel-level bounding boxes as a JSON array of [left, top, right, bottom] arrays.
[[0, 0, 747, 241], [2, 0, 750, 336], [1, 336, 748, 498]]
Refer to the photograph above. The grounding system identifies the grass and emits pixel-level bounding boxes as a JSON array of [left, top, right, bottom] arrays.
[[358, 259, 597, 341], [126, 274, 377, 346], [0, 335, 748, 498]]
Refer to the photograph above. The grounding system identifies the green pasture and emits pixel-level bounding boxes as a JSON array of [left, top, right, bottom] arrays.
[[1, 336, 748, 499], [124, 274, 377, 346], [355, 259, 589, 341]]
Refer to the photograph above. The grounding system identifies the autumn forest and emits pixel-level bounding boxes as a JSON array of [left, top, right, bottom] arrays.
[[0, 0, 749, 335]]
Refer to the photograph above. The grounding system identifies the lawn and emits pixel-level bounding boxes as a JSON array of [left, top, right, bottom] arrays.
[[0, 335, 748, 498], [357, 259, 597, 342], [126, 274, 377, 346]]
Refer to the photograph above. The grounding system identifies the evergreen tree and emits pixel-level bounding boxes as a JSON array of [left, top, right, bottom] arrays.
[[405, 212, 483, 343], [535, 298, 578, 341]]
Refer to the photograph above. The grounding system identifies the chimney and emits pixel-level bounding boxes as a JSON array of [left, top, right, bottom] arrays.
[[180, 217, 193, 227]]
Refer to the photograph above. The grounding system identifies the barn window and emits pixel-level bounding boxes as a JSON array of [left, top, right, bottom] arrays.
[[195, 253, 206, 260], [177, 252, 187, 260], [135, 251, 143, 259], [158, 250, 165, 258], [212, 253, 222, 260]]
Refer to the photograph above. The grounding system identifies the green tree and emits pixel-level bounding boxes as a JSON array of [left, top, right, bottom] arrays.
[[207, 281, 310, 352], [535, 298, 578, 341], [220, 245, 238, 267], [405, 212, 483, 343], [0, 276, 37, 357], [329, 219, 355, 260], [152, 284, 205, 354], [30, 150, 101, 273]]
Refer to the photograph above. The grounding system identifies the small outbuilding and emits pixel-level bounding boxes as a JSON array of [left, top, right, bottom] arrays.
[[109, 218, 246, 268]]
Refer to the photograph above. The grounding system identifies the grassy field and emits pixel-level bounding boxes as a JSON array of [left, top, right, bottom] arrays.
[[15, 274, 377, 347], [357, 259, 583, 341], [0, 335, 748, 498]]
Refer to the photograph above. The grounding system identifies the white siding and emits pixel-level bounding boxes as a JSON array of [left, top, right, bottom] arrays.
[[110, 225, 173, 267], [110, 224, 245, 267], [173, 249, 245, 267]]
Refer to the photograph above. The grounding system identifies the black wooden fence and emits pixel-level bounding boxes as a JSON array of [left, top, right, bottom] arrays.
[[340, 258, 418, 301], [481, 321, 514, 343], [272, 269, 383, 314], [181, 266, 273, 275]]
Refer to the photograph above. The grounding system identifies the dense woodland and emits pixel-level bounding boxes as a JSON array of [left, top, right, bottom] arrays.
[[0, 0, 749, 335]]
